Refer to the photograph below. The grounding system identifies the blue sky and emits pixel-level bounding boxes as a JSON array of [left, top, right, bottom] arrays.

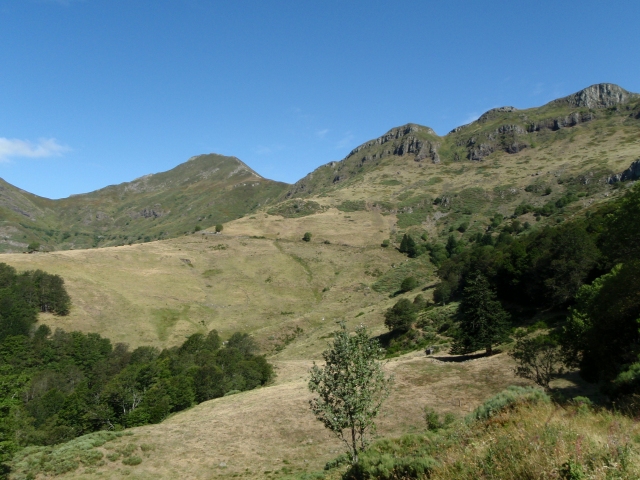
[[1, 0, 639, 199]]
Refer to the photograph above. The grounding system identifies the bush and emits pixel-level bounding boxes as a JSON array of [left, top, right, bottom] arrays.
[[122, 455, 142, 466], [381, 239, 390, 248], [384, 299, 416, 332], [467, 386, 549, 423], [345, 452, 436, 480], [215, 224, 223, 233], [399, 276, 418, 293], [303, 232, 312, 242]]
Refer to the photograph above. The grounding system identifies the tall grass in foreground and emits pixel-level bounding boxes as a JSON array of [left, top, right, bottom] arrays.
[[303, 387, 640, 480]]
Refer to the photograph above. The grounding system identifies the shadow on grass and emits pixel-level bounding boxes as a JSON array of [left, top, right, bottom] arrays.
[[549, 370, 603, 403], [431, 352, 489, 362]]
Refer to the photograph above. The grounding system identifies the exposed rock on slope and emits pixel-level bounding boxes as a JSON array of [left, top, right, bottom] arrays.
[[552, 83, 638, 109]]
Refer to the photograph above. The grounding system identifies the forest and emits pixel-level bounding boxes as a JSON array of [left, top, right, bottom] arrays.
[[0, 267, 273, 474]]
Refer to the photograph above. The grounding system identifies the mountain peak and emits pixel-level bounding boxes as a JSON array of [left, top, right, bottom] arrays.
[[552, 83, 638, 109]]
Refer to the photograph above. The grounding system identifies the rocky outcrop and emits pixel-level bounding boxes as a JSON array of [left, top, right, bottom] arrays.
[[131, 206, 167, 219], [346, 124, 436, 158], [608, 159, 640, 184], [553, 83, 637, 109], [478, 106, 519, 123], [528, 112, 595, 132]]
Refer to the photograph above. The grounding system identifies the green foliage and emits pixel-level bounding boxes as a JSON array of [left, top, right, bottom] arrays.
[[424, 407, 455, 431], [451, 273, 510, 355], [215, 223, 223, 233], [0, 264, 71, 343], [302, 232, 312, 242], [398, 234, 418, 257], [509, 334, 564, 389], [268, 200, 325, 218], [399, 276, 418, 293], [27, 242, 40, 253], [308, 323, 393, 464], [466, 386, 549, 422], [384, 299, 417, 333], [380, 239, 390, 248], [337, 200, 367, 212], [0, 326, 272, 473]]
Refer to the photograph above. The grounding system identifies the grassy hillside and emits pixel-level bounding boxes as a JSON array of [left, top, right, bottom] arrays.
[[3, 83, 640, 479], [0, 154, 288, 253], [278, 84, 640, 243]]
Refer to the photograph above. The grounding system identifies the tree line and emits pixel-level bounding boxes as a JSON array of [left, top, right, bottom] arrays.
[[0, 263, 272, 475], [386, 183, 640, 397]]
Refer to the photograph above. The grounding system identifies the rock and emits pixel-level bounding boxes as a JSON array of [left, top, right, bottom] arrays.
[[477, 106, 519, 123], [608, 159, 640, 184], [553, 83, 637, 109], [528, 112, 595, 132]]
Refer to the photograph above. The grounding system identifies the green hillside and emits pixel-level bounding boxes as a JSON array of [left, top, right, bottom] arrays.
[[0, 154, 289, 253], [279, 83, 640, 243]]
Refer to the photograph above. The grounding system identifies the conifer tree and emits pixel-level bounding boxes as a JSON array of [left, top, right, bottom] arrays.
[[451, 273, 510, 355]]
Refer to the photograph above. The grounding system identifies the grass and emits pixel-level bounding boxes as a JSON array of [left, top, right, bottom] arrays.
[[326, 390, 640, 479]]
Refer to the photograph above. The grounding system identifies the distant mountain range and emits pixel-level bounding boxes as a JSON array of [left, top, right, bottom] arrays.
[[1, 83, 639, 252]]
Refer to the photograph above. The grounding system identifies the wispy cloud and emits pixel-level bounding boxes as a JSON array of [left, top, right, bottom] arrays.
[[316, 129, 329, 139], [461, 113, 480, 125], [336, 132, 354, 150], [0, 138, 70, 162]]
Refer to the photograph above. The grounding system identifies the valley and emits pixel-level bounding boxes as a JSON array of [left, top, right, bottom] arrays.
[[2, 83, 640, 479]]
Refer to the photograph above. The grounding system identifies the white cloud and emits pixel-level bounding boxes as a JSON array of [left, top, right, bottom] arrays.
[[316, 129, 329, 139], [0, 138, 70, 162]]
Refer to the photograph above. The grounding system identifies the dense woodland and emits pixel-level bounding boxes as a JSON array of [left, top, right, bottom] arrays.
[[388, 182, 640, 400], [0, 268, 273, 474]]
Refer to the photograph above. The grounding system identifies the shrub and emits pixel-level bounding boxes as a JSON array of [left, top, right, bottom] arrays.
[[467, 386, 549, 423], [303, 232, 312, 242], [399, 276, 418, 292], [194, 225, 202, 232], [381, 239, 390, 248], [122, 455, 142, 466], [345, 452, 436, 480], [215, 224, 223, 233]]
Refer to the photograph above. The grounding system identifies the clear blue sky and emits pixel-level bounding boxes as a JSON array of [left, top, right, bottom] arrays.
[[1, 0, 639, 199]]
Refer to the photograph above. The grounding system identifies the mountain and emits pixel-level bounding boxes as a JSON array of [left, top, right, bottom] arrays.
[[0, 154, 289, 252], [274, 83, 640, 239], [1, 83, 639, 254]]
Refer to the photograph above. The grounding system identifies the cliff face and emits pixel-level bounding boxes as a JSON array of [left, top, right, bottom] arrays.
[[552, 83, 638, 109]]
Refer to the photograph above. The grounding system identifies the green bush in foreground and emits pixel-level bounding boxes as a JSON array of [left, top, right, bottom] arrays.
[[466, 385, 549, 422]]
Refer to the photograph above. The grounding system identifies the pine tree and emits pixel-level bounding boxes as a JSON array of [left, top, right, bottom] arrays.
[[451, 273, 510, 355]]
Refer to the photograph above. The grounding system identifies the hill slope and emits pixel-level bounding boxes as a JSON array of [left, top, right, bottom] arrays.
[[0, 154, 289, 252]]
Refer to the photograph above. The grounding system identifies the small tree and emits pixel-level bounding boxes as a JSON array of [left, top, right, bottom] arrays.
[[308, 323, 393, 464], [509, 333, 564, 389], [27, 242, 40, 253], [215, 224, 223, 233], [384, 298, 416, 332], [451, 273, 510, 356], [302, 232, 312, 242], [400, 276, 419, 293], [399, 234, 418, 257]]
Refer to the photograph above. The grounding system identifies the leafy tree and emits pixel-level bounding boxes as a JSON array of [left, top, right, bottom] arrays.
[[308, 323, 393, 464], [433, 281, 452, 305], [302, 232, 312, 242], [451, 273, 510, 356], [399, 276, 418, 293], [215, 224, 224, 233], [27, 242, 40, 253], [384, 298, 416, 332], [510, 333, 563, 389], [381, 239, 390, 248]]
